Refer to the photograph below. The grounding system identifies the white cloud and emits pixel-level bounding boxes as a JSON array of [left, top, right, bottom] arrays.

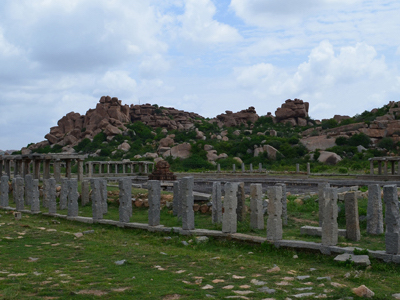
[[178, 0, 241, 44]]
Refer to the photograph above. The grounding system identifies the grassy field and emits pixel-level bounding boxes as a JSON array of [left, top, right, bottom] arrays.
[[1, 186, 400, 299]]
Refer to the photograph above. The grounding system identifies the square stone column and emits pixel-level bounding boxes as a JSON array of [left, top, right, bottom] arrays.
[[367, 184, 383, 235], [318, 182, 330, 226], [31, 179, 40, 213], [307, 163, 311, 175], [119, 178, 132, 223], [77, 159, 84, 181], [59, 179, 69, 210], [48, 178, 57, 215], [173, 181, 181, 217], [54, 160, 61, 182], [222, 182, 238, 233], [384, 184, 400, 254], [276, 183, 287, 226], [81, 180, 90, 207], [232, 164, 236, 172], [33, 159, 41, 180], [321, 187, 338, 246], [100, 179, 108, 214], [236, 182, 246, 222], [181, 177, 195, 230], [250, 183, 264, 230], [87, 162, 93, 178], [43, 159, 51, 179], [0, 175, 9, 207], [296, 163, 300, 173], [67, 179, 79, 217], [370, 160, 374, 175], [23, 159, 31, 177], [212, 181, 222, 224], [5, 160, 11, 178], [91, 179, 103, 222], [217, 164, 221, 173], [15, 177, 25, 211], [384, 161, 388, 175], [148, 180, 161, 226], [344, 192, 360, 241], [266, 185, 283, 241], [249, 163, 253, 172], [241, 163, 245, 173], [65, 159, 72, 179], [259, 163, 262, 172], [24, 174, 33, 206]]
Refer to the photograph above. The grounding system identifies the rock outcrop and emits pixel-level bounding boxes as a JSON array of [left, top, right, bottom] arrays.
[[275, 99, 309, 126], [212, 107, 259, 128]]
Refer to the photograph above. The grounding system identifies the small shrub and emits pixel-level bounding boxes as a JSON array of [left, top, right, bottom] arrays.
[[338, 167, 348, 174]]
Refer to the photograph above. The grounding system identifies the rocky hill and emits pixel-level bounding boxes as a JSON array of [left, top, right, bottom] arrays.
[[20, 96, 400, 173]]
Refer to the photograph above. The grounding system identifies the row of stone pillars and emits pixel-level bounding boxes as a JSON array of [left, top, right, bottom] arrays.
[[86, 161, 154, 177], [217, 163, 311, 175], [369, 157, 400, 175]]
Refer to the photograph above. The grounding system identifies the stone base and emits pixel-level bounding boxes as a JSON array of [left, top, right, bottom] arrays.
[[300, 226, 346, 237], [334, 253, 371, 266]]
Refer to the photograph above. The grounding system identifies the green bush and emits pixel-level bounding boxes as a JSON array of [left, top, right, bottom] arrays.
[[338, 167, 348, 174], [378, 137, 395, 150], [335, 136, 348, 146], [348, 133, 371, 148]]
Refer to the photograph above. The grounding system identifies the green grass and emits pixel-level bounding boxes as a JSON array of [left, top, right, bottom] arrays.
[[1, 211, 400, 299]]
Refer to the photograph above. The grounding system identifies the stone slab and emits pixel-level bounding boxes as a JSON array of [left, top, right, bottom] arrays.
[[334, 253, 371, 266], [300, 226, 347, 237]]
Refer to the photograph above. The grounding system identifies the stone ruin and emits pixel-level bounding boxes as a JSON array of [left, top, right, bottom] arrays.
[[148, 160, 176, 181], [2, 174, 400, 264]]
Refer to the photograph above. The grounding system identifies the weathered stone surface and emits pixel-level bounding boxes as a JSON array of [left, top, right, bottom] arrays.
[[90, 179, 103, 221], [212, 181, 222, 224], [344, 192, 361, 241], [318, 151, 342, 165], [159, 137, 174, 148], [47, 178, 57, 214], [119, 178, 132, 223], [149, 160, 176, 181], [384, 185, 400, 254], [31, 179, 40, 213], [236, 182, 246, 222], [275, 99, 309, 125], [367, 184, 384, 235], [181, 177, 195, 230], [173, 181, 181, 217], [276, 183, 287, 225], [59, 179, 68, 210], [67, 179, 79, 217], [170, 143, 191, 159], [267, 186, 283, 241], [222, 182, 238, 233], [24, 175, 33, 206], [0, 175, 9, 207], [318, 182, 330, 226], [250, 184, 264, 230], [42, 179, 50, 208], [300, 226, 347, 237], [118, 142, 131, 152], [100, 179, 108, 214], [14, 177, 25, 211], [321, 187, 338, 246], [81, 180, 90, 207], [300, 135, 337, 151], [352, 285, 374, 298], [214, 107, 259, 128], [334, 253, 370, 266], [148, 180, 161, 226]]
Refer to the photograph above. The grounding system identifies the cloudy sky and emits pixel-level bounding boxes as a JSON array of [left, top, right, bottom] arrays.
[[1, 0, 400, 150]]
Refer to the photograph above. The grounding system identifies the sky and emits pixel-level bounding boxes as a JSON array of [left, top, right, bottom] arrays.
[[1, 0, 400, 150]]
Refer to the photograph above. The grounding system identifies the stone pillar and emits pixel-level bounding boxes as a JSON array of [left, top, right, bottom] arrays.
[[31, 179, 40, 213], [321, 187, 338, 246], [91, 179, 103, 221], [107, 163, 110, 174], [43, 179, 50, 208], [59, 179, 69, 210], [144, 163, 149, 174], [307, 163, 311, 175], [318, 182, 330, 226], [119, 178, 132, 223], [383, 185, 400, 255], [66, 159, 72, 179], [259, 163, 262, 172], [378, 161, 382, 175], [217, 164, 221, 173], [370, 160, 374, 175], [44, 159, 51, 179], [250, 183, 264, 230], [249, 163, 253, 173], [23, 159, 31, 176], [148, 180, 161, 226], [366, 184, 384, 235], [99, 162, 103, 174], [33, 159, 41, 180], [296, 163, 300, 173], [24, 174, 33, 206], [241, 163, 245, 173], [212, 181, 222, 224], [384, 185, 400, 254], [115, 164, 118, 174], [384, 161, 388, 175], [54, 160, 61, 182], [100, 179, 108, 214], [236, 182, 246, 222], [222, 182, 238, 233], [344, 192, 360, 241], [0, 175, 9, 207], [5, 159, 11, 178], [138, 164, 142, 173], [266, 185, 283, 241], [181, 176, 195, 230], [67, 179, 79, 217], [48, 178, 57, 215], [77, 159, 84, 181], [88, 162, 93, 178], [13, 160, 18, 177], [232, 164, 236, 172], [15, 177, 25, 211], [276, 183, 287, 226], [81, 180, 90, 206], [173, 181, 181, 217]]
